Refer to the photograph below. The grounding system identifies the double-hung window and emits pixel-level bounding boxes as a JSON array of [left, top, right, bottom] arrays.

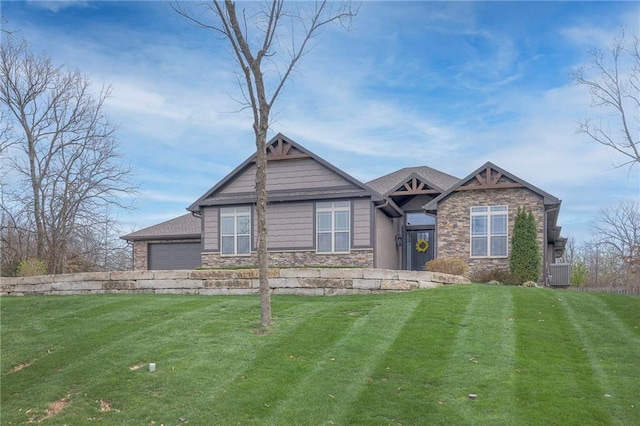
[[316, 201, 350, 253], [221, 207, 251, 256], [471, 205, 508, 257]]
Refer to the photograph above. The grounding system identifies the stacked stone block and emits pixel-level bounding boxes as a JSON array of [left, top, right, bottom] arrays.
[[1, 268, 467, 296]]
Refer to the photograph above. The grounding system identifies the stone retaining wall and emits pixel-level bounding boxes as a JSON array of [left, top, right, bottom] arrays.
[[0, 268, 468, 296]]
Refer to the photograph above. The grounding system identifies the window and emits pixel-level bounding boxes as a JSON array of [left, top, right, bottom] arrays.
[[406, 212, 436, 226], [316, 201, 350, 253], [220, 207, 251, 255], [471, 205, 508, 257]]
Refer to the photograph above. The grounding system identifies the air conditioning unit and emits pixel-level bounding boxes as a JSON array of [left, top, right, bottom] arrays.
[[548, 263, 571, 287]]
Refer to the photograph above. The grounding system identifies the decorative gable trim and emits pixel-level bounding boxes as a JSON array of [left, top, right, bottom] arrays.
[[265, 136, 309, 161], [422, 161, 560, 211], [391, 175, 440, 196], [188, 133, 402, 216], [455, 165, 523, 191]]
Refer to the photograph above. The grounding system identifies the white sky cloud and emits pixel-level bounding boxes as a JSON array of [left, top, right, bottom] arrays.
[[3, 1, 639, 244]]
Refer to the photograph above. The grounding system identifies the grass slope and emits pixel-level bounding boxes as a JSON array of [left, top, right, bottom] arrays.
[[1, 285, 638, 425]]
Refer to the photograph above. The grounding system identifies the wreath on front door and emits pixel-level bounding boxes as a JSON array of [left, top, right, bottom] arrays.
[[415, 239, 429, 253]]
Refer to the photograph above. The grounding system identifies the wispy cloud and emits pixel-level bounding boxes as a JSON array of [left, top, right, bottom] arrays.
[[26, 0, 89, 13], [5, 0, 638, 243]]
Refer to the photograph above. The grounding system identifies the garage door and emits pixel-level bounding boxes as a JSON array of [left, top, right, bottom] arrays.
[[148, 242, 201, 270]]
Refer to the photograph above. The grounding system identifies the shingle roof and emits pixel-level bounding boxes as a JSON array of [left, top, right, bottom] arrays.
[[422, 161, 561, 212], [366, 166, 460, 197], [189, 133, 386, 212], [121, 213, 201, 241]]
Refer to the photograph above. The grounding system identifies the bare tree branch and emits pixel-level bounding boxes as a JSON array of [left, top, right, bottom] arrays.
[[174, 0, 358, 328], [573, 28, 640, 170], [0, 37, 137, 274]]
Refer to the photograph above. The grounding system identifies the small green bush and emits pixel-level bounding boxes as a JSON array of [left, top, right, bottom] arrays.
[[16, 258, 48, 277], [571, 261, 588, 286], [425, 258, 468, 276], [470, 268, 519, 286]]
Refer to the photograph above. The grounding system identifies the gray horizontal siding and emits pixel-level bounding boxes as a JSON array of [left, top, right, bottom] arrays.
[[267, 202, 314, 249], [219, 158, 359, 195], [353, 199, 372, 247], [203, 207, 219, 251], [202, 199, 373, 253]]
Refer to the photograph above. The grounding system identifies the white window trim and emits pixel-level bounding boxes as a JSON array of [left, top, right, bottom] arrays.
[[220, 207, 251, 256], [316, 201, 351, 254], [470, 205, 508, 258]]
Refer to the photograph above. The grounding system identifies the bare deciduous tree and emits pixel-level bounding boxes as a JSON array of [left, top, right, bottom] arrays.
[[173, 0, 358, 328], [593, 199, 640, 267], [572, 29, 640, 169], [0, 36, 136, 274]]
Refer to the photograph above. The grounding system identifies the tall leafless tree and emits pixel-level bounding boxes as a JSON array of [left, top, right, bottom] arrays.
[[0, 36, 136, 274], [593, 199, 640, 267], [572, 29, 640, 169], [173, 0, 358, 328]]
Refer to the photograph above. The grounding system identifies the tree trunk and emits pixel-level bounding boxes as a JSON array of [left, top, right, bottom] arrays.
[[254, 120, 271, 328]]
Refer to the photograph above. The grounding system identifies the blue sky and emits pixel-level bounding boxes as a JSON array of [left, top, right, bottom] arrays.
[[2, 1, 639, 243]]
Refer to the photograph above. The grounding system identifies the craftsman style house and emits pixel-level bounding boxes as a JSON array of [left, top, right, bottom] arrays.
[[123, 134, 566, 282]]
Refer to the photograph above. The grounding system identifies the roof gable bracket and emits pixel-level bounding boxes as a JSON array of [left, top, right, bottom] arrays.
[[264, 136, 310, 161], [391, 176, 440, 196], [456, 165, 523, 191]]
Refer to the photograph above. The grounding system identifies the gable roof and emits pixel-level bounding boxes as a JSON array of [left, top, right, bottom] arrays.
[[422, 161, 561, 211], [121, 213, 201, 241], [188, 133, 399, 213], [367, 166, 460, 197]]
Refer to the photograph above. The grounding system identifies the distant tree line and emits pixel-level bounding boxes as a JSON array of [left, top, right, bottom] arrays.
[[560, 200, 640, 289], [1, 35, 135, 276], [565, 28, 639, 290]]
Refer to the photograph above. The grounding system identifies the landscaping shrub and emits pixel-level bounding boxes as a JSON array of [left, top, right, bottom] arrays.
[[571, 261, 588, 286], [425, 258, 468, 276], [16, 258, 47, 277], [470, 268, 519, 285], [510, 207, 540, 284]]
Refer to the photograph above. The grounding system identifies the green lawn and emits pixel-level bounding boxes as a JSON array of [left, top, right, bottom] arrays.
[[1, 285, 639, 425]]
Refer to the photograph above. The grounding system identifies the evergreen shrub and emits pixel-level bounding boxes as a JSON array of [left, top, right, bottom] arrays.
[[510, 207, 540, 284]]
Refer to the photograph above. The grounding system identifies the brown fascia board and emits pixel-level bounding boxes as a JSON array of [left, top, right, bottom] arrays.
[[422, 161, 561, 211], [188, 132, 387, 211]]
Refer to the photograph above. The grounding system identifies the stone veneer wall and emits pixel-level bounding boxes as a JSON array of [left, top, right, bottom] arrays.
[[132, 241, 148, 270], [436, 188, 545, 278], [201, 249, 374, 269], [1, 268, 468, 297]]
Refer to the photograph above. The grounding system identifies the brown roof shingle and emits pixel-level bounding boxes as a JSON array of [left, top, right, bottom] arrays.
[[366, 166, 460, 196], [121, 213, 201, 241]]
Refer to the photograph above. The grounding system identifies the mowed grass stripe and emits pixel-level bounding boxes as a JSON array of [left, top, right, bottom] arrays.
[[266, 296, 421, 424], [2, 288, 639, 425], [513, 288, 611, 424], [1, 295, 268, 424], [0, 295, 155, 374], [559, 291, 640, 423], [432, 285, 516, 424], [99, 296, 336, 425], [342, 286, 474, 425], [199, 296, 388, 424]]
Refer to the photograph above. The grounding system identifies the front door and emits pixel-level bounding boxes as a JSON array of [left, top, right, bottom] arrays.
[[406, 229, 434, 271]]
